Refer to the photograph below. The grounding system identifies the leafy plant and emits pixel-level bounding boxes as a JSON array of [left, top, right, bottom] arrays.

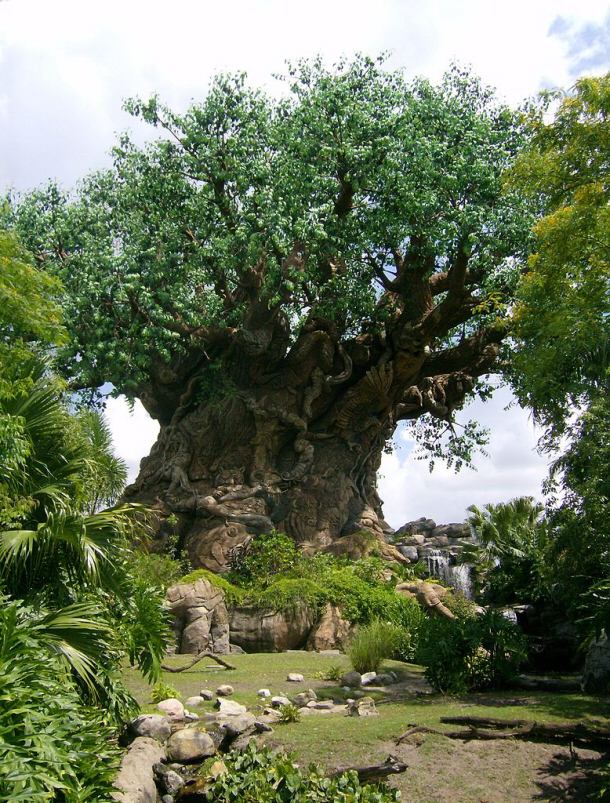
[[151, 681, 180, 704], [277, 703, 301, 724], [417, 609, 527, 694], [227, 530, 300, 587], [347, 619, 402, 675], [313, 664, 344, 682], [201, 739, 400, 802]]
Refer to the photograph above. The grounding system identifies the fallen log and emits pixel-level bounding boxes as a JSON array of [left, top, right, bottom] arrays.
[[161, 651, 236, 672], [328, 756, 408, 784], [513, 675, 582, 692], [396, 716, 610, 748]]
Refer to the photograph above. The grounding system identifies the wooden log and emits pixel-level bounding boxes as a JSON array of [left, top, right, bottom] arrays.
[[161, 651, 236, 672], [396, 716, 610, 747], [329, 756, 408, 784]]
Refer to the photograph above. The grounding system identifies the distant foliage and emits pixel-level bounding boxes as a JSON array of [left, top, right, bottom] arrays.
[[417, 609, 527, 694], [151, 682, 179, 704], [201, 740, 400, 803]]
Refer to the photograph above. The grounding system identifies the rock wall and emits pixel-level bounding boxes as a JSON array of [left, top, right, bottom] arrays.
[[390, 517, 473, 566]]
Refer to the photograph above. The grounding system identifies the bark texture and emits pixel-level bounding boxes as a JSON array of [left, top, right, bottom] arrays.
[[123, 294, 502, 570]]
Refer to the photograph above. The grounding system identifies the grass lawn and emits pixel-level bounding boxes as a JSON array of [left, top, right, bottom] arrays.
[[122, 652, 610, 802]]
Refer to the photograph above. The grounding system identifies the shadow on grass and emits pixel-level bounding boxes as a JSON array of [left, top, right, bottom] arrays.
[[533, 751, 608, 802], [464, 691, 610, 722]]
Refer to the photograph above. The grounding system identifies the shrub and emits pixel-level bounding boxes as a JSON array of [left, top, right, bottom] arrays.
[[0, 599, 121, 802], [151, 681, 179, 703], [277, 703, 301, 724], [178, 567, 245, 604], [227, 530, 299, 586], [201, 739, 400, 802], [125, 551, 184, 590], [417, 609, 528, 694], [347, 619, 402, 674]]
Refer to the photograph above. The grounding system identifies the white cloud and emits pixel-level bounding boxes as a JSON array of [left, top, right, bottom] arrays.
[[104, 397, 159, 483], [378, 387, 550, 528]]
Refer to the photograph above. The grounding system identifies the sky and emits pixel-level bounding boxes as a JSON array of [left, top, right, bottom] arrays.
[[2, 0, 609, 528]]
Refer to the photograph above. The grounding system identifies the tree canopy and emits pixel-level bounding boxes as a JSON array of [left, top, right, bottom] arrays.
[[508, 72, 610, 441], [4, 58, 538, 562]]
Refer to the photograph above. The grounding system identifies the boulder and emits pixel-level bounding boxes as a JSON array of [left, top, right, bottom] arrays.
[[360, 671, 377, 686], [306, 603, 352, 651], [165, 578, 230, 654], [156, 698, 185, 722], [166, 728, 216, 762], [295, 689, 318, 705], [185, 696, 204, 708], [221, 712, 256, 736], [397, 545, 419, 561], [200, 689, 214, 700], [257, 688, 271, 698], [271, 696, 291, 708], [341, 671, 362, 688], [216, 684, 234, 696], [128, 715, 171, 743], [287, 673, 304, 682], [112, 736, 166, 803], [229, 603, 316, 652], [215, 698, 248, 716], [347, 697, 379, 717]]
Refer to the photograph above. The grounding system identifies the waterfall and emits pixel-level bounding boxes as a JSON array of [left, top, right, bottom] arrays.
[[425, 549, 473, 599]]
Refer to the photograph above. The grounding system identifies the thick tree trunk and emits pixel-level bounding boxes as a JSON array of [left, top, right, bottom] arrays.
[[124, 377, 397, 571], [123, 315, 500, 571]]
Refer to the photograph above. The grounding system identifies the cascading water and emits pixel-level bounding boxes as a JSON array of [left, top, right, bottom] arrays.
[[425, 549, 473, 599]]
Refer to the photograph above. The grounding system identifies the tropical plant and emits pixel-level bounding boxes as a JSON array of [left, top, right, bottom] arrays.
[[459, 496, 549, 604], [150, 681, 180, 704], [0, 597, 122, 802], [417, 609, 527, 694], [200, 739, 400, 802]]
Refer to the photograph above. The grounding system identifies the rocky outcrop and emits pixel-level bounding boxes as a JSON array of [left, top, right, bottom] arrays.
[[229, 604, 317, 652], [112, 737, 166, 803], [306, 603, 352, 651], [165, 577, 230, 654], [391, 518, 473, 565], [396, 580, 455, 619]]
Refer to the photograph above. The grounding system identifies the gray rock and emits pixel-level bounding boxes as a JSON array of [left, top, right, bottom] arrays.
[[200, 689, 214, 700], [295, 689, 317, 706], [347, 697, 379, 717], [129, 714, 172, 743], [165, 578, 230, 655], [156, 698, 185, 722], [184, 710, 200, 722], [398, 545, 419, 561], [216, 684, 234, 696], [287, 673, 304, 682], [312, 700, 335, 710], [112, 737, 166, 803], [221, 712, 256, 736], [257, 688, 271, 698], [360, 672, 377, 686], [340, 671, 362, 688], [185, 696, 204, 708], [215, 698, 247, 716], [352, 690, 365, 699], [166, 728, 216, 762], [271, 696, 291, 708], [376, 673, 394, 686], [154, 765, 184, 796], [583, 630, 610, 694]]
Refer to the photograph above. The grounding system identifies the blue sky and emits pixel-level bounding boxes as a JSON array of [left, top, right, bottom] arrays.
[[2, 0, 608, 527]]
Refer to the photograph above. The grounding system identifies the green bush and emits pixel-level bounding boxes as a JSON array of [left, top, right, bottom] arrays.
[[347, 619, 402, 674], [417, 609, 528, 694], [151, 681, 179, 703], [0, 598, 121, 803], [201, 739, 399, 802], [178, 567, 245, 605], [249, 578, 327, 615], [227, 530, 300, 586], [125, 551, 184, 591]]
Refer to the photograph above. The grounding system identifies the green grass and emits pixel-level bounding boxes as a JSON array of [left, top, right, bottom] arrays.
[[121, 652, 610, 803]]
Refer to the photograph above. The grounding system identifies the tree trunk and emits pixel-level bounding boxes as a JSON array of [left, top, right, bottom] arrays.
[[123, 319, 499, 571]]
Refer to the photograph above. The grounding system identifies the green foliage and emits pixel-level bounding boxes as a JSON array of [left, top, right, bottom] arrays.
[[276, 703, 302, 724], [178, 567, 245, 604], [5, 58, 534, 466], [0, 597, 121, 802], [125, 550, 184, 591], [201, 739, 400, 802], [509, 72, 610, 441], [227, 530, 300, 587], [150, 681, 179, 704], [347, 619, 402, 674], [459, 496, 549, 605], [313, 664, 344, 682], [250, 578, 327, 615], [417, 609, 527, 694]]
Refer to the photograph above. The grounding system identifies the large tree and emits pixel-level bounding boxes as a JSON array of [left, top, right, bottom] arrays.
[[6, 58, 535, 570]]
